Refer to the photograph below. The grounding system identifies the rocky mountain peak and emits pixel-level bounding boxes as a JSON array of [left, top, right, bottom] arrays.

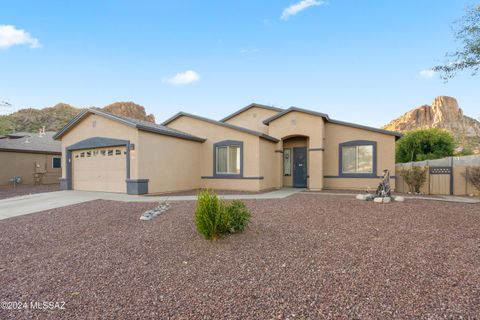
[[383, 96, 480, 152], [102, 102, 155, 123]]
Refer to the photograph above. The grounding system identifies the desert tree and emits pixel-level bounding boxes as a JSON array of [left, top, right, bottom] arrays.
[[433, 4, 480, 80]]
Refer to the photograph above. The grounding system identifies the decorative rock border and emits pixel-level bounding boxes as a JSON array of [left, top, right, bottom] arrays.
[[140, 201, 171, 220], [356, 194, 405, 203]]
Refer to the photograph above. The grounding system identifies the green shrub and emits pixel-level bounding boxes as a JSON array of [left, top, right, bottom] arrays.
[[455, 148, 475, 156], [396, 128, 455, 163], [226, 200, 251, 233], [195, 190, 251, 240], [195, 189, 229, 240], [400, 167, 427, 193]]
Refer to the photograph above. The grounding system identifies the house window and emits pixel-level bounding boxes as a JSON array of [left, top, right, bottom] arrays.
[[52, 156, 61, 169], [115, 149, 121, 155], [339, 141, 377, 177], [216, 145, 240, 174], [283, 149, 291, 176], [213, 140, 243, 177], [107, 150, 113, 156]]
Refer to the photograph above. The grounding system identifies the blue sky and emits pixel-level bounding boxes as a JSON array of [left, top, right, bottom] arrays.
[[0, 0, 478, 127]]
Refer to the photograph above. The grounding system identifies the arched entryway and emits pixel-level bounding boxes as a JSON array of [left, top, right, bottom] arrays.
[[282, 135, 309, 188]]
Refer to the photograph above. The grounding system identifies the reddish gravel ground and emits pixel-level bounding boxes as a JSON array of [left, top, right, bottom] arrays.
[[148, 189, 269, 196], [1, 194, 479, 319], [0, 184, 59, 200]]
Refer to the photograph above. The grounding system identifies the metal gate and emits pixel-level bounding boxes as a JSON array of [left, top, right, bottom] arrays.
[[429, 167, 453, 195]]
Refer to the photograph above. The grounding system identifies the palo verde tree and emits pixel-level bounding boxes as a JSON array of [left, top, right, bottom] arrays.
[[433, 4, 480, 79], [396, 128, 455, 163]]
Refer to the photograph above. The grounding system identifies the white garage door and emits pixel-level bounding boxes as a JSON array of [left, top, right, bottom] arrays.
[[72, 146, 127, 193]]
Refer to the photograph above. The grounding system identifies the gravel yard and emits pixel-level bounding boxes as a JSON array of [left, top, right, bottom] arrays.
[[1, 194, 479, 319], [147, 189, 268, 196], [0, 184, 59, 200]]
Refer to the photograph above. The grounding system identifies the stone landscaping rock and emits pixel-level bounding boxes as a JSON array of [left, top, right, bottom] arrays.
[[356, 194, 367, 200], [373, 197, 384, 203], [140, 201, 171, 220], [356, 194, 375, 201], [393, 196, 405, 202], [382, 197, 391, 204]]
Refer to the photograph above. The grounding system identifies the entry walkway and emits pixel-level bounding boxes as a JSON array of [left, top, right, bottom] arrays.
[[0, 188, 304, 220]]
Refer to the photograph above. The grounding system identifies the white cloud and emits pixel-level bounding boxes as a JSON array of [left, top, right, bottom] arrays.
[[0, 25, 41, 50], [281, 0, 325, 20], [419, 69, 436, 79], [163, 70, 200, 85]]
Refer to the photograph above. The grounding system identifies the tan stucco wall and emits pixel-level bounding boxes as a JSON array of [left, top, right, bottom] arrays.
[[137, 130, 202, 193], [224, 106, 280, 134], [259, 138, 280, 190], [0, 151, 61, 185], [166, 115, 276, 191], [324, 177, 396, 191], [323, 122, 396, 190], [267, 111, 325, 190], [282, 137, 308, 187], [59, 114, 139, 180]]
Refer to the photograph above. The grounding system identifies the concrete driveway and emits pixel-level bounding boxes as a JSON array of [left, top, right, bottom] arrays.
[[0, 189, 303, 220]]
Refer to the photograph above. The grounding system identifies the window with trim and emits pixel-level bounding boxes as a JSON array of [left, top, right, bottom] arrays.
[[52, 156, 61, 169], [340, 141, 376, 176], [283, 149, 291, 176], [216, 145, 240, 174], [213, 140, 243, 177]]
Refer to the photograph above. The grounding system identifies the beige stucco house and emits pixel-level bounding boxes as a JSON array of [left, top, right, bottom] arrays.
[[0, 131, 62, 186], [53, 104, 401, 194]]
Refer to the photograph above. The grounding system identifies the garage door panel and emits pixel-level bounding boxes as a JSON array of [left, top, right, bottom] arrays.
[[72, 147, 126, 193]]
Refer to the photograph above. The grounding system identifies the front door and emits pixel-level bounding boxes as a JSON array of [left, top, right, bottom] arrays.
[[293, 147, 307, 187]]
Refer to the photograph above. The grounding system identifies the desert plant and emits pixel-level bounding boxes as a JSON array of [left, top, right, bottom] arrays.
[[195, 189, 229, 240], [463, 166, 480, 192], [400, 167, 427, 193], [455, 148, 475, 156], [226, 200, 251, 233], [396, 129, 455, 163]]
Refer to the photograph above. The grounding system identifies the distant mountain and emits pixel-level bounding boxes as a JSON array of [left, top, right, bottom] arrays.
[[0, 102, 155, 135], [383, 96, 480, 153], [100, 102, 155, 123]]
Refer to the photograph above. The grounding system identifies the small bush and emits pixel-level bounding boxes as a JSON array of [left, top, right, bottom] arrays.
[[195, 190, 251, 240], [195, 189, 229, 240], [463, 166, 480, 192], [226, 200, 251, 233], [400, 167, 427, 193]]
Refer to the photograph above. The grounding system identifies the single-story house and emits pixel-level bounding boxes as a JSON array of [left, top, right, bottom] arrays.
[[0, 131, 62, 185], [53, 104, 401, 194]]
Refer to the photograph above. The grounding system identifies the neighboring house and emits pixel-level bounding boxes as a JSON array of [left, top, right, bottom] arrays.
[[0, 131, 62, 186], [53, 104, 401, 194]]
